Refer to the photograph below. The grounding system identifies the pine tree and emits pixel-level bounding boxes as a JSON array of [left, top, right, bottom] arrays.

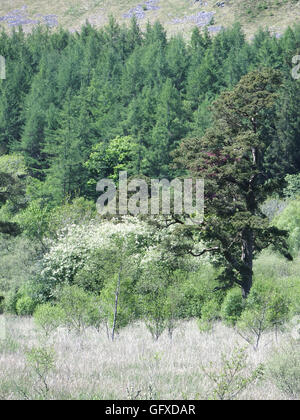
[[20, 51, 60, 178], [150, 79, 187, 177], [275, 77, 300, 174], [174, 69, 292, 298], [43, 90, 94, 202]]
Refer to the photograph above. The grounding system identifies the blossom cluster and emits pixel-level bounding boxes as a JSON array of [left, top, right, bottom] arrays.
[[41, 217, 148, 286]]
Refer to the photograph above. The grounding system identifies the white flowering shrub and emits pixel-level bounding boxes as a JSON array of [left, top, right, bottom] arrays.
[[40, 217, 149, 298]]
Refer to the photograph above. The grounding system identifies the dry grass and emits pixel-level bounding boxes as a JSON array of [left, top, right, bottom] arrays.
[[0, 316, 295, 400], [0, 0, 299, 39]]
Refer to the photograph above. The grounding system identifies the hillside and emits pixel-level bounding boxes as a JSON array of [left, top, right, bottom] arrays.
[[1, 0, 300, 39]]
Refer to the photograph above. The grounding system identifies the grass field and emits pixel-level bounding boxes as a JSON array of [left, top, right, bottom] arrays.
[[0, 1, 300, 39], [0, 316, 298, 400]]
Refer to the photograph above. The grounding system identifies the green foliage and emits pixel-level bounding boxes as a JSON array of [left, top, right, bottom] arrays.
[[0, 295, 4, 314], [16, 295, 36, 316], [55, 285, 102, 334], [0, 167, 23, 235], [49, 198, 96, 231], [0, 154, 27, 177], [137, 262, 177, 340], [101, 274, 138, 334], [197, 299, 220, 332], [25, 346, 56, 398], [1, 21, 300, 330], [34, 303, 65, 336], [15, 199, 52, 249], [202, 346, 264, 400], [274, 198, 300, 256], [74, 251, 105, 294], [221, 289, 245, 326], [174, 67, 292, 297], [3, 288, 21, 314], [164, 283, 185, 338], [34, 286, 104, 336], [0, 235, 41, 298], [284, 174, 300, 199], [85, 136, 138, 184], [236, 280, 291, 349], [1, 22, 299, 206], [178, 266, 223, 319]]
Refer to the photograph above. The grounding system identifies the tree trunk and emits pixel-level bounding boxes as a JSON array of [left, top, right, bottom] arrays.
[[111, 269, 121, 341], [241, 227, 253, 299]]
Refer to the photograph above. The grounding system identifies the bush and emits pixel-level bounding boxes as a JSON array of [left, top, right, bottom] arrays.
[[221, 288, 245, 326], [0, 295, 4, 314], [16, 296, 36, 316], [197, 299, 220, 332], [236, 281, 291, 350], [25, 346, 56, 398], [164, 284, 185, 338], [246, 282, 290, 326], [274, 199, 300, 256], [201, 346, 264, 400], [55, 285, 102, 333], [34, 303, 65, 336], [284, 174, 300, 199], [3, 289, 20, 314], [137, 263, 170, 340], [268, 342, 300, 399], [40, 220, 146, 298], [176, 266, 224, 319]]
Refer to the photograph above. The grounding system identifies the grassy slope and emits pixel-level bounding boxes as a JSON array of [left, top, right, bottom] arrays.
[[0, 0, 300, 39]]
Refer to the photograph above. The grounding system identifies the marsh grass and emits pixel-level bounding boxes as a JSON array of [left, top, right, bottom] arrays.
[[0, 316, 296, 400]]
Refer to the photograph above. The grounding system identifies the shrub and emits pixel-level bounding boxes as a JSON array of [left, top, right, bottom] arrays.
[[0, 295, 4, 314], [55, 285, 102, 333], [197, 299, 220, 332], [34, 303, 65, 336], [16, 296, 36, 316], [3, 289, 20, 314], [284, 174, 300, 199], [201, 346, 264, 400], [274, 199, 300, 256], [179, 267, 223, 319], [137, 263, 170, 340], [164, 284, 185, 338], [139, 292, 168, 340], [201, 298, 220, 321], [25, 346, 56, 398], [221, 288, 245, 326], [41, 219, 147, 297], [268, 342, 300, 399], [236, 281, 291, 350]]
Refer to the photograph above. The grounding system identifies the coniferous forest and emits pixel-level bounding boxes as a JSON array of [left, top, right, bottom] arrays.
[[0, 14, 300, 400]]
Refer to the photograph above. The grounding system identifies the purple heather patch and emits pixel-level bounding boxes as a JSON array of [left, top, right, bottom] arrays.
[[171, 11, 215, 27], [0, 5, 58, 27], [42, 15, 58, 27], [208, 25, 222, 33], [123, 0, 160, 20]]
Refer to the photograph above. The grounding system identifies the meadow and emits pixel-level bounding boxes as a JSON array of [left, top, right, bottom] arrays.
[[0, 316, 299, 400]]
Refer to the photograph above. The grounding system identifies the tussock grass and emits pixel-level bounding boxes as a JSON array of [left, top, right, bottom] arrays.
[[0, 316, 295, 399]]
